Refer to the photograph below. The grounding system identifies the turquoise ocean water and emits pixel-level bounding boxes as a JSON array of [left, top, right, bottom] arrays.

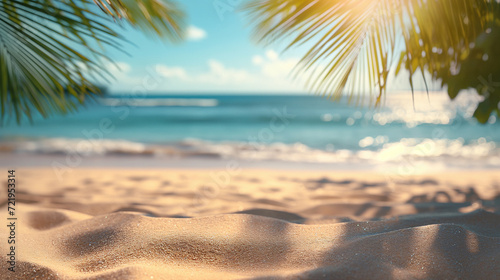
[[1, 94, 499, 170]]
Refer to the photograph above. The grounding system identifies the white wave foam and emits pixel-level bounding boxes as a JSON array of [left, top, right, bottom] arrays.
[[99, 98, 218, 107], [2, 137, 499, 167], [7, 138, 147, 156], [372, 91, 491, 127]]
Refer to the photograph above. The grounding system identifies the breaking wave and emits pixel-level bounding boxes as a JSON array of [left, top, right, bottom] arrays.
[[2, 137, 499, 168], [99, 98, 219, 107]]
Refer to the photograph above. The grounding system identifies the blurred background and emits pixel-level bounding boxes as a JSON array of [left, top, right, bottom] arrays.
[[1, 0, 499, 174]]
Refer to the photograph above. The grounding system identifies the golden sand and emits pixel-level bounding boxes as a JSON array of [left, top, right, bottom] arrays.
[[1, 168, 499, 279]]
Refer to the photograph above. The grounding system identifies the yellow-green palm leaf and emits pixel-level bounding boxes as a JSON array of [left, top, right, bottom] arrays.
[[246, 0, 499, 121]]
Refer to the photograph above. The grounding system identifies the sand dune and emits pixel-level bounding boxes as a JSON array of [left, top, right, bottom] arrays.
[[1, 169, 499, 279]]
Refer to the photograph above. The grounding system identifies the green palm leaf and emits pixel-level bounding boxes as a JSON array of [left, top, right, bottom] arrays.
[[246, 0, 500, 122], [93, 0, 185, 39], [0, 0, 185, 124], [246, 0, 402, 105]]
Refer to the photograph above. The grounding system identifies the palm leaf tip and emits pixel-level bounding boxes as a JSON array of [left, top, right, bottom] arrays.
[[94, 0, 187, 41]]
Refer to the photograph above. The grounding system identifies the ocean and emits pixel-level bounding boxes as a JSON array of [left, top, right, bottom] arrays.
[[1, 93, 499, 171]]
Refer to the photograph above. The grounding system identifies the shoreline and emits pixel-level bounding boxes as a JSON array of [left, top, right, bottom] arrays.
[[2, 152, 500, 172]]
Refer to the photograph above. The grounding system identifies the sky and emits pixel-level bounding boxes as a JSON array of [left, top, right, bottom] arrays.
[[101, 0, 439, 95]]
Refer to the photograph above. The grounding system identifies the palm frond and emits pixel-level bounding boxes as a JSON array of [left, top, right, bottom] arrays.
[[93, 0, 185, 40], [246, 0, 400, 105], [246, 0, 499, 116], [0, 0, 185, 124]]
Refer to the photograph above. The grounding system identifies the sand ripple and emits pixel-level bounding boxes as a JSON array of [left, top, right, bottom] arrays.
[[1, 169, 499, 279]]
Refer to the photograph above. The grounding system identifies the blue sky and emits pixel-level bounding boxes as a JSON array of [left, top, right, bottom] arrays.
[[100, 0, 305, 94], [101, 0, 437, 95]]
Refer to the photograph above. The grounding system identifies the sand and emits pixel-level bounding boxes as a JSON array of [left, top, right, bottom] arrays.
[[1, 168, 499, 279]]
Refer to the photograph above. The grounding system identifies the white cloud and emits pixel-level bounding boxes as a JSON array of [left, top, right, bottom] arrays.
[[259, 55, 298, 80], [265, 50, 279, 61], [156, 59, 253, 86], [252, 55, 264, 66], [186, 25, 207, 41], [106, 50, 306, 93], [156, 65, 188, 80], [198, 60, 253, 85], [106, 62, 132, 73], [103, 61, 142, 85]]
